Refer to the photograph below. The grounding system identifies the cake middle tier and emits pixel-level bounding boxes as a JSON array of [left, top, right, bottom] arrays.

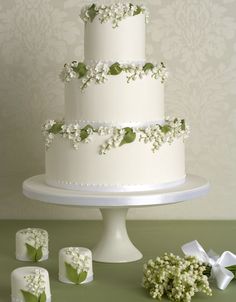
[[65, 73, 164, 126]]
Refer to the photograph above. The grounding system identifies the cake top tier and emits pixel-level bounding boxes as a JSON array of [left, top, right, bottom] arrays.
[[82, 3, 148, 63], [80, 3, 149, 27]]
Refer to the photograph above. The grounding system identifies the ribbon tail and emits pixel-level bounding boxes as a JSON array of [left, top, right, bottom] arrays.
[[212, 265, 234, 290]]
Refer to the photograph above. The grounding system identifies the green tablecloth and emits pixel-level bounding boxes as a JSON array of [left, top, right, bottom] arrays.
[[0, 220, 235, 302]]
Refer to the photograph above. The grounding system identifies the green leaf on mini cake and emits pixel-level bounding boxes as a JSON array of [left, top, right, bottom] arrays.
[[39, 291, 46, 302], [120, 127, 136, 146], [80, 125, 93, 141], [25, 243, 43, 262], [21, 290, 46, 302], [87, 4, 98, 22], [49, 122, 63, 134], [35, 246, 43, 262], [161, 124, 171, 134], [21, 290, 38, 302], [143, 63, 154, 72], [77, 271, 88, 284], [65, 262, 88, 284], [109, 62, 123, 75], [72, 62, 87, 78]]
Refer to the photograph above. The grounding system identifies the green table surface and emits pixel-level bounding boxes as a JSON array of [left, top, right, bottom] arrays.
[[0, 220, 235, 302]]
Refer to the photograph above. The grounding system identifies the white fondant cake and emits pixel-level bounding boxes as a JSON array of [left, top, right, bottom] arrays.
[[84, 13, 145, 63], [16, 228, 48, 262], [59, 247, 93, 284], [64, 73, 164, 125], [11, 267, 51, 302], [43, 3, 189, 192]]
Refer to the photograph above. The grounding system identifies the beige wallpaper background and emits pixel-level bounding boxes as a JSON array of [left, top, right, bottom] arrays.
[[0, 0, 236, 220]]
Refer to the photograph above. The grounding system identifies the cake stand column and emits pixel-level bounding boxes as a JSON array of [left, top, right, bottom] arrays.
[[92, 208, 143, 263]]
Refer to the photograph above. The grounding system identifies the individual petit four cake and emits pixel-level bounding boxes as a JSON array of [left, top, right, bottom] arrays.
[[11, 267, 51, 302], [59, 247, 93, 284], [16, 228, 48, 262]]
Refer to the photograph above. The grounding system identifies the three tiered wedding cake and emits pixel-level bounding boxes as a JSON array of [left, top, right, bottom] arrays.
[[43, 3, 189, 192]]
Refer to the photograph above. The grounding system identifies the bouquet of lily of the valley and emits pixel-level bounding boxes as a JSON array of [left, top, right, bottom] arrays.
[[142, 240, 236, 302]]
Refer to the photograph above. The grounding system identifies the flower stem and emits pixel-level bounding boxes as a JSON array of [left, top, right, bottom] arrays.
[[204, 265, 236, 279]]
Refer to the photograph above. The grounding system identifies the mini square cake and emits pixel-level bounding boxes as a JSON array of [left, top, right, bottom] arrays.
[[16, 228, 48, 262], [59, 247, 93, 284], [11, 267, 51, 302]]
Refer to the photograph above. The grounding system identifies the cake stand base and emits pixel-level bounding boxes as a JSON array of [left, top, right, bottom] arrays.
[[93, 208, 142, 262], [23, 174, 209, 263]]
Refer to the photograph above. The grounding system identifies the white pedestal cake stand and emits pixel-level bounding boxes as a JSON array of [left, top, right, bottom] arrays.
[[23, 174, 209, 263]]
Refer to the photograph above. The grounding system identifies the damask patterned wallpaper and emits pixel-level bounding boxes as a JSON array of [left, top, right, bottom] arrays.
[[0, 0, 236, 219]]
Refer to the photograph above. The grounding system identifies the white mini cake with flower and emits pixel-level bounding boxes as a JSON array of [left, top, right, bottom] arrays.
[[59, 247, 93, 284], [11, 267, 51, 302], [43, 2, 190, 192], [16, 228, 48, 262]]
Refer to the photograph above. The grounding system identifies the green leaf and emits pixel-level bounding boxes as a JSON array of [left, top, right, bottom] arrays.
[[87, 4, 98, 22], [120, 127, 136, 146], [181, 119, 186, 131], [161, 125, 171, 134], [65, 262, 79, 284], [49, 122, 63, 134], [35, 246, 43, 262], [134, 5, 142, 16], [39, 292, 46, 302], [109, 62, 123, 75], [72, 62, 87, 78], [77, 271, 88, 284], [80, 125, 93, 141], [143, 63, 154, 72], [21, 290, 38, 302], [25, 243, 37, 261]]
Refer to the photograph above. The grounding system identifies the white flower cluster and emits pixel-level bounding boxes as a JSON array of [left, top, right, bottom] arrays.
[[42, 121, 94, 150], [124, 62, 168, 83], [143, 253, 212, 302], [60, 61, 168, 90], [99, 128, 126, 155], [24, 269, 46, 298], [65, 247, 90, 274], [59, 63, 76, 82], [42, 120, 56, 149], [81, 62, 110, 90], [152, 64, 168, 83], [20, 228, 48, 250], [139, 117, 190, 153], [80, 3, 148, 27], [42, 118, 189, 154]]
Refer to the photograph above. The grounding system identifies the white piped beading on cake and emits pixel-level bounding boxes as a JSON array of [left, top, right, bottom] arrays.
[[47, 177, 186, 192]]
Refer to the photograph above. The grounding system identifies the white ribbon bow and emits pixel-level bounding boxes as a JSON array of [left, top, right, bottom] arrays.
[[181, 240, 236, 290]]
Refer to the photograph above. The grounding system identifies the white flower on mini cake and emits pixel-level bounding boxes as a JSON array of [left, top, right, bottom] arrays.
[[20, 228, 48, 262], [21, 269, 47, 302], [64, 247, 90, 284]]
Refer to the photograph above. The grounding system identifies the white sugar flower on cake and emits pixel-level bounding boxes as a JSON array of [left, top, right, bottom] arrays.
[[11, 267, 51, 302], [16, 228, 49, 262], [59, 247, 93, 284], [80, 3, 149, 27]]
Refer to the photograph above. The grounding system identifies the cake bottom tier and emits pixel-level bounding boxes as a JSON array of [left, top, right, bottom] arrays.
[[45, 136, 186, 192]]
